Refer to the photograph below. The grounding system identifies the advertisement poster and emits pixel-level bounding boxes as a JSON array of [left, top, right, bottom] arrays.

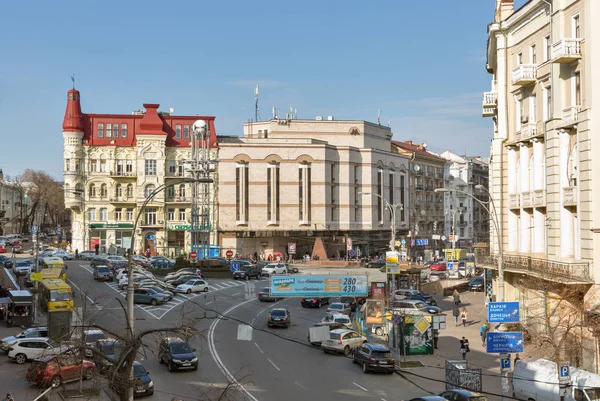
[[398, 316, 434, 356], [371, 282, 386, 300], [270, 275, 368, 297], [89, 238, 100, 251], [365, 300, 384, 325]]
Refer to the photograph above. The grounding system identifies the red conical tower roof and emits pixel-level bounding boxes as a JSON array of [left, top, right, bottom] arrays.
[[63, 88, 84, 132]]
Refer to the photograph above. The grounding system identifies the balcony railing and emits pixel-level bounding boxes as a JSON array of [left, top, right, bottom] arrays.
[[110, 170, 136, 177], [512, 64, 537, 85], [533, 189, 546, 207], [479, 254, 591, 282], [482, 92, 498, 117], [520, 122, 540, 141], [521, 191, 533, 208], [166, 196, 191, 203], [64, 170, 81, 176], [551, 38, 582, 63], [415, 185, 424, 191], [562, 106, 581, 127], [563, 186, 577, 207], [509, 193, 520, 209], [166, 171, 185, 178]]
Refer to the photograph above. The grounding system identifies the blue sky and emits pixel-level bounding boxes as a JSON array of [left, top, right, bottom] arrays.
[[0, 0, 527, 180]]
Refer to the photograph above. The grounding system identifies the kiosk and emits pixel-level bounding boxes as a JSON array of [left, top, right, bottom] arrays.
[[7, 290, 33, 327]]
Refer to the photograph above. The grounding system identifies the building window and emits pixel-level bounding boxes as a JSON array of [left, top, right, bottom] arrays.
[[530, 44, 536, 64], [389, 172, 394, 206], [515, 96, 522, 132], [115, 208, 122, 220], [116, 160, 124, 175], [184, 125, 190, 139], [377, 169, 383, 223], [65, 159, 70, 172], [74, 159, 80, 172], [116, 184, 123, 198], [168, 161, 176, 175], [400, 175, 405, 221], [100, 159, 107, 173], [167, 185, 175, 198], [90, 159, 98, 173], [99, 208, 106, 223], [121, 124, 127, 138], [89, 208, 96, 221], [97, 123, 104, 138], [75, 184, 83, 197], [100, 184, 107, 198], [175, 125, 182, 139], [178, 184, 186, 199], [299, 163, 311, 222], [126, 208, 134, 221], [517, 52, 522, 65], [574, 72, 581, 106], [235, 163, 249, 222], [267, 163, 280, 222], [330, 163, 337, 209], [144, 208, 157, 225], [529, 94, 537, 122], [126, 160, 133, 173], [544, 35, 551, 61], [168, 208, 175, 221], [545, 85, 552, 120], [145, 160, 157, 176], [126, 184, 133, 198], [113, 123, 119, 137], [144, 184, 155, 198], [179, 208, 186, 221], [573, 14, 580, 38], [89, 184, 97, 198], [106, 123, 112, 138]]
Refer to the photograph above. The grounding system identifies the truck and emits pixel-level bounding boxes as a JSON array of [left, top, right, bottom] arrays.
[[512, 358, 600, 401]]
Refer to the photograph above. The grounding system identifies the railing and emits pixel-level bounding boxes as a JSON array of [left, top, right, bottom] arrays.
[[166, 196, 190, 203], [563, 106, 581, 126], [480, 254, 591, 282], [520, 123, 538, 141], [512, 64, 537, 85], [166, 171, 185, 178], [551, 38, 582, 61], [509, 193, 520, 209], [110, 170, 136, 177], [415, 185, 424, 190], [521, 191, 533, 208], [533, 189, 546, 207], [482, 91, 498, 106], [563, 186, 577, 206]]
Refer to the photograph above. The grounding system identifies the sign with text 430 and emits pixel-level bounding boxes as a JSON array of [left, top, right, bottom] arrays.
[[269, 275, 368, 297], [488, 302, 520, 323]]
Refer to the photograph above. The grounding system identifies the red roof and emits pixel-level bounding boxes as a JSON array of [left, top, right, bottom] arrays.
[[392, 140, 446, 161], [62, 89, 84, 132]]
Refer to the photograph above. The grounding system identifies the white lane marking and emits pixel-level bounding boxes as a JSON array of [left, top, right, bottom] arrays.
[[267, 357, 281, 371], [205, 301, 213, 305], [295, 382, 308, 391], [226, 281, 240, 286], [67, 279, 101, 309], [208, 299, 259, 401], [79, 264, 94, 274], [381, 398, 388, 401], [353, 382, 368, 392], [231, 292, 241, 296], [254, 342, 264, 354]]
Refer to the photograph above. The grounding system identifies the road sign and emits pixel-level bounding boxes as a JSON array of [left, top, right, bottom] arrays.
[[348, 249, 355, 257], [449, 235, 454, 242], [447, 262, 454, 270], [486, 332, 524, 353], [225, 250, 234, 258], [401, 239, 406, 245], [231, 261, 241, 272], [346, 237, 353, 251], [501, 354, 511, 371], [29, 272, 42, 282], [269, 275, 368, 297], [559, 363, 571, 385], [441, 235, 446, 241], [288, 243, 296, 255], [189, 251, 198, 260], [488, 302, 520, 323], [32, 225, 38, 232], [392, 314, 402, 325]]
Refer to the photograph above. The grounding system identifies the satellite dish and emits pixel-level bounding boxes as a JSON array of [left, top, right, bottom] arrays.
[[422, 143, 428, 149], [168, 108, 174, 114]]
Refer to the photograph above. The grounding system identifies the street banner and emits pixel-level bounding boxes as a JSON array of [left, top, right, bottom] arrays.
[[269, 275, 368, 297]]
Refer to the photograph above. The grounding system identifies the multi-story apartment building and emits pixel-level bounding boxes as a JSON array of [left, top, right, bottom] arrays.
[[217, 118, 410, 259], [483, 0, 600, 369], [62, 88, 218, 256], [0, 170, 30, 235], [392, 141, 447, 259], [439, 151, 490, 249]]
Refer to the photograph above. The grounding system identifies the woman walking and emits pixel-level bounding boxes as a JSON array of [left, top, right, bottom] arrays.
[[480, 322, 489, 346], [453, 289, 461, 305], [453, 306, 460, 326], [460, 307, 468, 327]]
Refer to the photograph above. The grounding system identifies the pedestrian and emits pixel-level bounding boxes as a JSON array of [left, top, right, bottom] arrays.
[[2, 392, 14, 401], [433, 329, 439, 349], [514, 353, 521, 366], [75, 249, 79, 259], [460, 307, 468, 326], [453, 306, 460, 326], [459, 337, 470, 360], [480, 322, 489, 346], [453, 289, 461, 305]]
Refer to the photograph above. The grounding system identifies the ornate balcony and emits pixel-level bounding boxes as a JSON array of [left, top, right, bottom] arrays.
[[562, 106, 581, 128], [65, 196, 83, 210], [482, 92, 498, 117], [165, 196, 191, 203], [563, 186, 577, 207], [512, 64, 537, 86], [479, 254, 592, 283], [520, 122, 541, 141], [521, 191, 533, 208], [110, 170, 136, 178], [509, 193, 520, 209], [64, 170, 82, 176], [165, 171, 185, 178], [533, 189, 546, 208], [551, 38, 582, 63]]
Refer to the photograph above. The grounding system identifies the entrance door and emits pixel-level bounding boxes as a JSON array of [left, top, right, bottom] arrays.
[[144, 233, 156, 256]]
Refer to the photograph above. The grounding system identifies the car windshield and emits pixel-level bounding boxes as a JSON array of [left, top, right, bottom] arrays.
[[133, 364, 147, 377], [340, 297, 354, 303], [145, 288, 159, 295], [271, 310, 286, 316], [371, 350, 392, 358], [170, 342, 192, 354], [330, 304, 343, 310], [49, 290, 72, 302], [100, 342, 121, 356], [414, 302, 427, 310], [329, 332, 341, 340], [184, 280, 197, 286], [98, 267, 110, 273], [85, 332, 106, 343], [335, 317, 350, 323], [16, 261, 31, 266]]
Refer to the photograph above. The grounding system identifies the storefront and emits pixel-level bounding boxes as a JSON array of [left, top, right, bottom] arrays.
[[167, 224, 189, 257], [7, 290, 33, 328], [89, 223, 134, 253]]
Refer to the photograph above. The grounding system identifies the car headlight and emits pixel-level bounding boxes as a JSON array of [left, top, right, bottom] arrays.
[[148, 381, 154, 387], [191, 357, 198, 363], [173, 359, 183, 363]]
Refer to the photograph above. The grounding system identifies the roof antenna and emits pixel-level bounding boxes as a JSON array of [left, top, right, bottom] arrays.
[[377, 109, 381, 125], [71, 73, 75, 89], [254, 85, 260, 122]]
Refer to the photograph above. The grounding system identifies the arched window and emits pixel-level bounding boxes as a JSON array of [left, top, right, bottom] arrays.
[[178, 184, 186, 198], [89, 184, 96, 198], [100, 184, 108, 197], [126, 184, 133, 197], [568, 144, 578, 187], [144, 184, 155, 198], [116, 184, 123, 198]]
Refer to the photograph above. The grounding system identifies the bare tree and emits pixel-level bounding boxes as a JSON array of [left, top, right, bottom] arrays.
[[21, 169, 66, 231]]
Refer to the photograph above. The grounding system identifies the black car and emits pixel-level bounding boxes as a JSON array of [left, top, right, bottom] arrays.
[[468, 276, 484, 291], [268, 308, 291, 328], [301, 297, 330, 308], [257, 287, 280, 302], [233, 265, 262, 280], [393, 289, 438, 306], [340, 296, 359, 310], [133, 362, 154, 396], [90, 257, 111, 268], [365, 259, 386, 269], [166, 274, 199, 286], [159, 337, 198, 371], [353, 343, 396, 374], [0, 256, 13, 269]]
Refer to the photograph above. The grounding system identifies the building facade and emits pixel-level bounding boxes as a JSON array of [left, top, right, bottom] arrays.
[[62, 88, 219, 256], [483, 0, 600, 369], [217, 118, 411, 259], [392, 141, 447, 259], [439, 151, 490, 249], [0, 170, 31, 235]]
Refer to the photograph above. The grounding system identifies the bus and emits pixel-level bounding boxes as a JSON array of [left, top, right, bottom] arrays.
[[42, 257, 65, 270], [40, 267, 66, 281], [39, 279, 74, 312]]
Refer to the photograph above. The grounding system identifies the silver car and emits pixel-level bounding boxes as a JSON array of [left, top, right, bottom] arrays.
[[321, 329, 367, 356], [327, 302, 351, 316]]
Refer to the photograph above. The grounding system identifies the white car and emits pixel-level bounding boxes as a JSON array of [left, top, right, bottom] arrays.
[[116, 269, 153, 282], [8, 338, 71, 364], [119, 275, 156, 290], [326, 314, 353, 329], [14, 259, 35, 275], [176, 279, 209, 294], [53, 251, 74, 260], [1, 327, 48, 351], [321, 329, 367, 356], [261, 263, 288, 276]]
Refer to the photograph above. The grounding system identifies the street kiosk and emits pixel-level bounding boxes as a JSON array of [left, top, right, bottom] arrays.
[[7, 290, 33, 327]]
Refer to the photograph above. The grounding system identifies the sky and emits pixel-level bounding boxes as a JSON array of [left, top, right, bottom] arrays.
[[0, 0, 528, 180]]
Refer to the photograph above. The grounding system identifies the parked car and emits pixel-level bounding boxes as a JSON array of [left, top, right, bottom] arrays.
[[430, 262, 447, 271], [134, 288, 169, 305], [324, 313, 352, 329], [158, 337, 198, 371], [0, 244, 6, 253], [79, 250, 96, 260], [8, 338, 70, 364], [93, 338, 123, 372], [468, 276, 484, 291], [439, 389, 488, 401], [167, 274, 202, 286], [286, 264, 299, 273], [300, 297, 330, 308], [53, 251, 73, 260], [164, 268, 202, 282], [132, 255, 151, 268], [150, 256, 175, 268], [365, 259, 386, 269], [261, 263, 288, 276], [327, 302, 351, 316], [267, 308, 291, 328], [109, 361, 154, 396], [26, 354, 96, 388], [12, 245, 23, 254], [74, 329, 107, 358], [1, 327, 48, 351], [389, 300, 441, 315], [176, 279, 209, 294], [409, 397, 447, 401], [139, 285, 175, 300], [0, 255, 14, 268], [307, 322, 346, 345], [93, 266, 114, 281], [340, 296, 360, 310], [321, 329, 367, 355], [90, 257, 111, 269], [257, 287, 281, 302], [14, 259, 35, 275], [393, 289, 437, 306], [353, 343, 395, 374], [232, 265, 262, 280]]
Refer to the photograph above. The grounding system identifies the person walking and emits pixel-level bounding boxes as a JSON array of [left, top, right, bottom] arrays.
[[514, 353, 521, 366], [460, 307, 468, 327], [453, 306, 460, 326], [433, 329, 439, 349], [2, 392, 14, 401], [480, 322, 489, 347], [459, 337, 470, 361], [453, 289, 461, 305]]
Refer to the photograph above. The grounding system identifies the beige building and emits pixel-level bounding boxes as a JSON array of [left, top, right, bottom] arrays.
[[217, 118, 411, 259], [483, 0, 600, 368]]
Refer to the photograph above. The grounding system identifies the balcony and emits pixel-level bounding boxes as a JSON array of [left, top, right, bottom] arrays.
[[509, 193, 520, 209], [551, 38, 582, 63], [479, 254, 591, 283], [111, 196, 136, 203], [533, 189, 546, 208], [482, 92, 498, 117], [562, 106, 581, 128], [521, 191, 533, 208], [64, 170, 82, 176], [166, 171, 185, 178], [512, 64, 537, 86], [166, 196, 191, 203], [415, 185, 424, 191], [519, 122, 541, 141], [110, 170, 136, 178], [65, 196, 83, 210], [563, 186, 577, 207]]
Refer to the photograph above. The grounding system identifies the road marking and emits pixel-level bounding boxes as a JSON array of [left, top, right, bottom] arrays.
[[267, 357, 281, 371], [231, 292, 241, 296], [205, 301, 213, 305], [352, 382, 368, 392], [381, 398, 388, 401], [254, 342, 264, 354], [295, 381, 307, 391], [208, 299, 259, 401], [67, 279, 101, 309]]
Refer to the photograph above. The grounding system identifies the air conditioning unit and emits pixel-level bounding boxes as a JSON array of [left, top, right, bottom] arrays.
[[521, 115, 529, 123]]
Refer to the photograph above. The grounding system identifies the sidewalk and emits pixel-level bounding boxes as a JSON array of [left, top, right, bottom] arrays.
[[394, 290, 505, 400]]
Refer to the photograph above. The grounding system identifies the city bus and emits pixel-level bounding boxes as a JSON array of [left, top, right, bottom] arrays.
[[40, 267, 66, 281], [42, 257, 65, 270], [39, 279, 74, 312]]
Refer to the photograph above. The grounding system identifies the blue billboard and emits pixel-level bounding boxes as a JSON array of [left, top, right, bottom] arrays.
[[488, 302, 520, 323], [486, 332, 524, 353], [269, 275, 368, 297]]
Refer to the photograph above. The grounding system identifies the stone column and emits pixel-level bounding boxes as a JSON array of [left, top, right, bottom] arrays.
[[559, 130, 574, 257]]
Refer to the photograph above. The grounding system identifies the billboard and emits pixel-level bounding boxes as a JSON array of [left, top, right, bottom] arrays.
[[364, 299, 384, 325], [371, 282, 386, 300], [269, 275, 368, 297]]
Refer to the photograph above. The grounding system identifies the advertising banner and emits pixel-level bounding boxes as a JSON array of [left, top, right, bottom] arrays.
[[365, 300, 384, 325], [269, 275, 368, 297], [371, 282, 386, 300]]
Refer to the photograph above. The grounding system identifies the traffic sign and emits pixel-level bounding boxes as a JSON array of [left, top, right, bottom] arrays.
[[488, 302, 520, 323], [29, 272, 42, 282], [392, 314, 402, 325], [486, 332, 524, 353], [348, 249, 355, 257], [231, 261, 241, 272], [449, 235, 454, 242], [447, 262, 454, 270], [225, 249, 234, 258], [559, 363, 570, 384], [288, 243, 296, 255], [501, 354, 511, 371], [401, 239, 406, 245], [32, 225, 38, 232], [190, 251, 198, 260], [441, 235, 446, 241]]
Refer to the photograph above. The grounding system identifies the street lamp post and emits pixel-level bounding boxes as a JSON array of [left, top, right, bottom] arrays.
[[447, 208, 462, 250]]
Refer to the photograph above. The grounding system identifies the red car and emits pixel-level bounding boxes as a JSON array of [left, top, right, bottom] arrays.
[[429, 262, 447, 271], [26, 355, 96, 388], [0, 245, 6, 253]]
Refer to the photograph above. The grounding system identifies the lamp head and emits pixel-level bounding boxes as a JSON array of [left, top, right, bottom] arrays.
[[475, 184, 484, 190], [434, 188, 449, 193], [192, 120, 208, 138]]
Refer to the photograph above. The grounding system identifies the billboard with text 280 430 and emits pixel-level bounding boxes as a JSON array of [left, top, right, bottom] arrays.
[[269, 275, 368, 297]]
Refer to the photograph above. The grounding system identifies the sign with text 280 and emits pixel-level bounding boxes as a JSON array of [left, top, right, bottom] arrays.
[[269, 275, 368, 297]]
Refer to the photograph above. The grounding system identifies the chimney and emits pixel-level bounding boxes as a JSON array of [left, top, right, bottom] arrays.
[[406, 140, 413, 145], [495, 0, 514, 23]]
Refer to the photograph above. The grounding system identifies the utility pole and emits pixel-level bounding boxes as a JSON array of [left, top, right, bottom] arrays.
[[31, 220, 40, 324]]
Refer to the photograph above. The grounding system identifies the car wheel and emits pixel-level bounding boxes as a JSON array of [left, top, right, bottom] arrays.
[[362, 362, 369, 373], [63, 257, 68, 261], [187, 289, 192, 294], [167, 362, 176, 372], [282, 270, 287, 274], [51, 375, 62, 387], [343, 346, 350, 356], [151, 299, 157, 306], [375, 327, 384, 336], [317, 301, 322, 308], [352, 356, 357, 364], [84, 369, 93, 380], [388, 369, 395, 374], [204, 287, 209, 292], [15, 353, 27, 364]]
